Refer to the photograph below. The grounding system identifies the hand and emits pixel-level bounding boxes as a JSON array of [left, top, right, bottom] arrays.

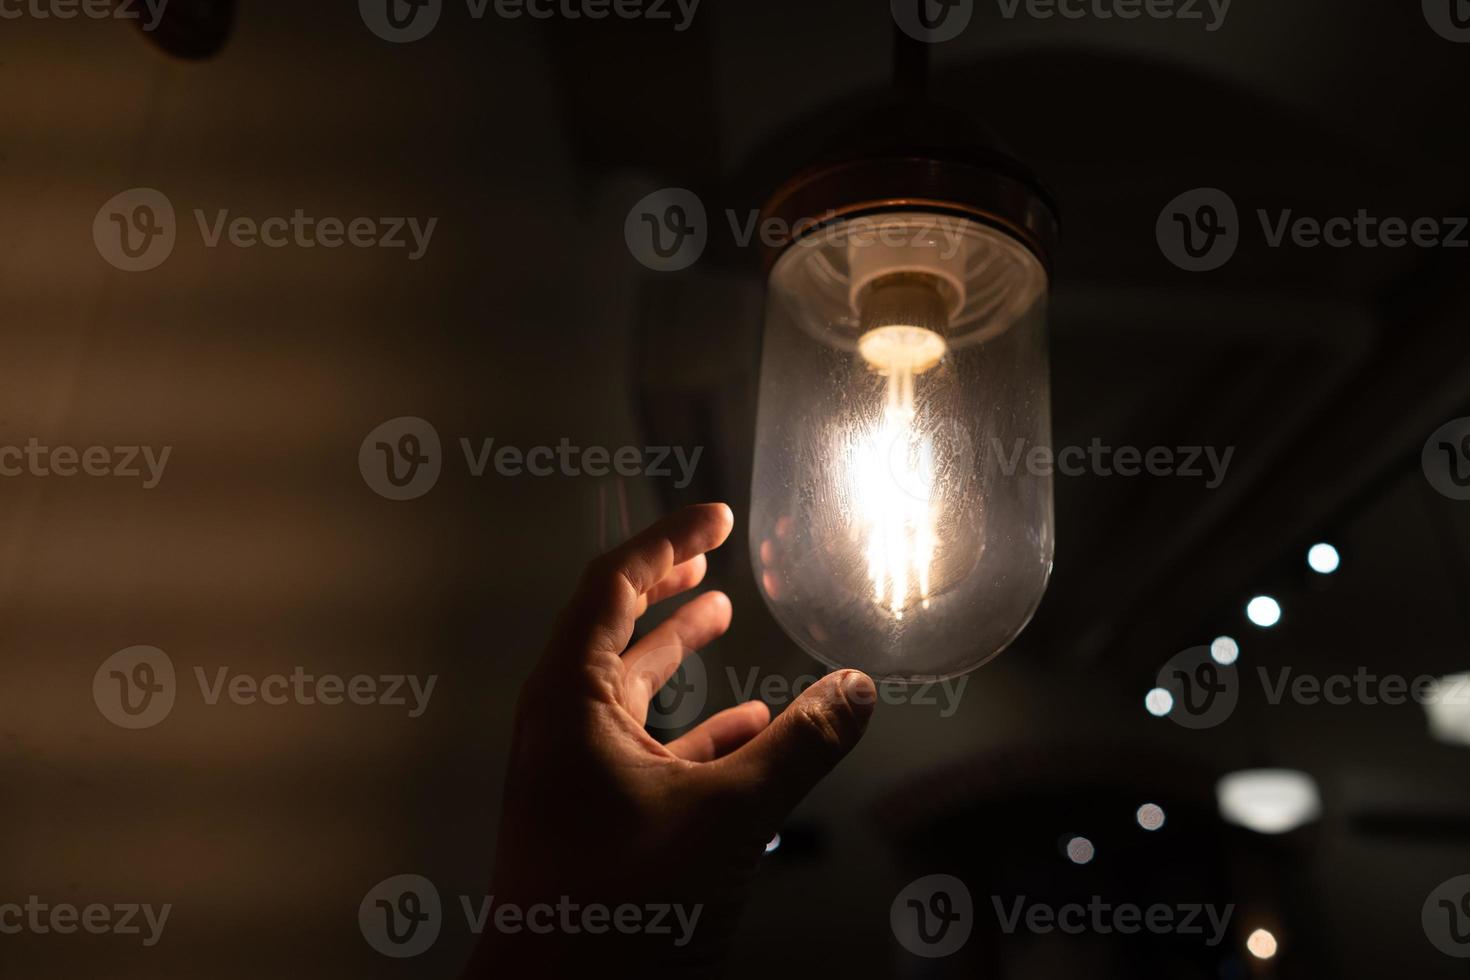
[[470, 503, 876, 977]]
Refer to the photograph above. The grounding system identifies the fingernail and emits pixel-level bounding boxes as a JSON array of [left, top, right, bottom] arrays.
[[839, 670, 878, 715]]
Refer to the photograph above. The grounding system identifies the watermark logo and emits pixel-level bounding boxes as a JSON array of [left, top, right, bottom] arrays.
[[625, 188, 707, 272], [360, 874, 442, 958], [1155, 645, 1238, 729], [627, 196, 977, 272], [872, 416, 974, 508], [359, 0, 443, 43], [93, 646, 176, 730], [364, 0, 700, 41], [1157, 187, 1238, 271], [642, 648, 708, 730], [1423, 418, 1470, 501], [360, 422, 704, 500], [94, 189, 437, 271], [640, 651, 971, 732], [1161, 188, 1469, 270], [891, 0, 973, 44], [94, 188, 176, 272], [94, 649, 437, 727], [1424, 0, 1470, 42], [1424, 875, 1470, 957], [359, 876, 702, 956], [891, 874, 973, 957], [360, 417, 442, 501], [731, 662, 968, 718]]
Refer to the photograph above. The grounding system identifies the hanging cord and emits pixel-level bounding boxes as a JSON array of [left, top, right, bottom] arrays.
[[893, 4, 931, 102]]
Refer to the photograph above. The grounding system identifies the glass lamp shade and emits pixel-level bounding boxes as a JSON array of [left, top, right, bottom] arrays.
[[750, 211, 1053, 682]]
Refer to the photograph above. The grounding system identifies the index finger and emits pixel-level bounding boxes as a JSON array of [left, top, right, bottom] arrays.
[[552, 503, 734, 662]]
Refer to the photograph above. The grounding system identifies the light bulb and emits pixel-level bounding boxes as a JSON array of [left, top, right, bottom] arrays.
[[849, 273, 948, 621], [750, 211, 1053, 682]]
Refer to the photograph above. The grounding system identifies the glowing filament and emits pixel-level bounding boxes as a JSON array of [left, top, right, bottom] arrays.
[[847, 354, 939, 620]]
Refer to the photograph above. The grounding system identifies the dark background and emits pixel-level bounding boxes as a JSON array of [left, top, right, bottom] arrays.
[[3, 0, 1470, 976]]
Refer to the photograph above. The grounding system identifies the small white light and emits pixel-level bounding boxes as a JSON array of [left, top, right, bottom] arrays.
[[1136, 803, 1166, 831], [1145, 687, 1174, 717], [1217, 769, 1321, 834], [765, 833, 781, 854], [1210, 636, 1240, 665], [1307, 543, 1340, 574], [1246, 927, 1278, 959], [1423, 673, 1470, 747], [1065, 836, 1094, 864], [1246, 595, 1282, 628]]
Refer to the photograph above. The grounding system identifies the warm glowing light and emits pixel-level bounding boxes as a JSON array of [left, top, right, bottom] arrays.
[[858, 325, 947, 374], [1246, 595, 1282, 628], [1247, 928, 1278, 959], [1145, 687, 1174, 717], [752, 215, 1052, 681], [1423, 672, 1470, 747], [1136, 803, 1166, 831], [1065, 836, 1095, 864], [1217, 769, 1321, 834], [1210, 635, 1239, 665], [1307, 543, 1340, 574], [847, 328, 945, 620]]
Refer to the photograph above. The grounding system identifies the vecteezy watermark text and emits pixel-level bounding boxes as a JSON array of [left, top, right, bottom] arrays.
[[358, 875, 701, 958], [460, 438, 701, 488], [359, 0, 700, 44], [994, 0, 1231, 31], [359, 417, 703, 501], [993, 437, 1234, 489], [891, 0, 1229, 45], [624, 188, 973, 272], [93, 188, 437, 272], [0, 439, 170, 489], [1259, 668, 1469, 708], [639, 651, 972, 731], [0, 0, 167, 29], [93, 646, 437, 729], [889, 875, 1233, 958], [1158, 187, 1469, 271], [725, 666, 968, 719], [459, 895, 700, 945], [0, 897, 170, 947], [992, 896, 1234, 946], [1151, 643, 1470, 730]]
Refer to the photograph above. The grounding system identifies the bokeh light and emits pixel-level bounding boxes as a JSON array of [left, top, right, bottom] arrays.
[[1247, 928, 1279, 959], [1210, 635, 1240, 665], [1145, 688, 1174, 717], [1307, 543, 1340, 574], [1136, 803, 1166, 831], [1246, 595, 1282, 628]]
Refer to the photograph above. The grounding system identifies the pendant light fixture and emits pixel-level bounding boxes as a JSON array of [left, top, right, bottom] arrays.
[[749, 21, 1059, 683]]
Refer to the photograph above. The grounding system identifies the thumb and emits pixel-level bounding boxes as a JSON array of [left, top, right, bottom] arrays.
[[718, 669, 876, 828]]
